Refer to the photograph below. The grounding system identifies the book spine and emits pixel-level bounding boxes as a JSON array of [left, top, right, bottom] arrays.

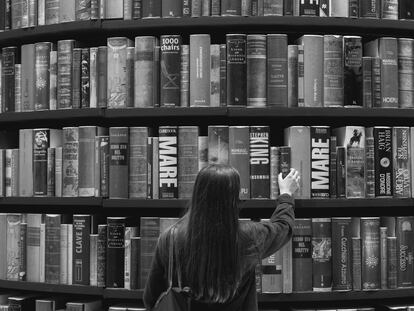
[[279, 146, 291, 179], [344, 36, 363, 107], [191, 0, 201, 16], [162, 0, 182, 16], [90, 233, 98, 286], [266, 34, 287, 107], [264, 0, 283, 15], [0, 151, 4, 198], [19, 222, 27, 281], [222, 0, 241, 15], [178, 126, 199, 199], [398, 38, 414, 108], [210, 44, 220, 107], [229, 126, 250, 200], [365, 136, 375, 198], [352, 237, 362, 290], [202, 0, 210, 15], [28, 0, 37, 27], [49, 50, 57, 110], [310, 126, 330, 198], [130, 236, 140, 289], [55, 147, 62, 197], [297, 45, 304, 106], [387, 236, 397, 289], [381, 0, 398, 19], [5, 150, 11, 197], [26, 214, 41, 282], [126, 48, 136, 105], [11, 149, 19, 197], [100, 136, 110, 197], [78, 127, 96, 197], [45, 214, 60, 284], [320, 0, 328, 16], [89, 47, 98, 108], [39, 223, 45, 282], [57, 40, 74, 109], [396, 217, 414, 287], [80, 48, 90, 108], [14, 64, 21, 112], [142, 0, 161, 17], [19, 129, 33, 197], [180, 45, 189, 107], [336, 146, 346, 198], [134, 36, 157, 108], [147, 137, 153, 199], [73, 215, 91, 285], [380, 227, 387, 289], [97, 46, 108, 108], [124, 0, 133, 19], [292, 219, 312, 292], [379, 38, 399, 108], [97, 224, 107, 287], [6, 214, 21, 281], [124, 227, 132, 289], [35, 44, 51, 110], [362, 57, 373, 108], [71, 48, 81, 109], [62, 127, 79, 197], [287, 45, 298, 108], [360, 0, 380, 17], [140, 217, 160, 288], [219, 44, 227, 107], [160, 35, 181, 107], [67, 224, 73, 284], [21, 44, 35, 112], [109, 127, 129, 199], [329, 136, 337, 198], [329, 0, 348, 16], [105, 0, 123, 18], [374, 127, 393, 197], [90, 0, 99, 19], [208, 125, 229, 165], [33, 129, 50, 196], [47, 147, 55, 197], [159, 126, 178, 199], [372, 57, 382, 108], [5, 0, 11, 30], [332, 218, 352, 291], [59, 0, 76, 22], [349, 0, 358, 17], [323, 35, 343, 107], [189, 34, 211, 107], [198, 136, 208, 171], [312, 218, 332, 291], [2, 47, 17, 112], [227, 34, 247, 106], [361, 217, 380, 290], [107, 217, 126, 288], [270, 147, 279, 200], [129, 127, 148, 198], [60, 224, 68, 284], [182, 0, 190, 16], [399, 0, 414, 19], [242, 0, 251, 15], [250, 126, 270, 199], [45, 0, 59, 24], [300, 0, 319, 15], [261, 250, 283, 293], [246, 34, 266, 107], [152, 136, 159, 199], [393, 127, 411, 198]]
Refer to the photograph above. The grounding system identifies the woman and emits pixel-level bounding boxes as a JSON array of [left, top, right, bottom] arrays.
[[144, 164, 300, 311]]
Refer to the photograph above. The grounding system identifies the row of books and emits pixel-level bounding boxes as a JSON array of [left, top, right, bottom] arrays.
[[1, 34, 412, 112], [2, 0, 414, 31]]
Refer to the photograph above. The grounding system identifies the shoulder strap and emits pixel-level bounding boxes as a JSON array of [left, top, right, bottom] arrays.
[[168, 227, 175, 287]]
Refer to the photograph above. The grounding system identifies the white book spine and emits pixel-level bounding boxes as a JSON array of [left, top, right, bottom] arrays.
[[39, 223, 46, 282], [90, 234, 98, 286], [67, 224, 73, 285]]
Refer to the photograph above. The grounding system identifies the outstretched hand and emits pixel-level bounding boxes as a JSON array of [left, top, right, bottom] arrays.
[[278, 168, 300, 196]]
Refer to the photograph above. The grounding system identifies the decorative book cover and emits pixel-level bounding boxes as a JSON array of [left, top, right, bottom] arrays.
[[210, 44, 220, 107], [371, 126, 393, 197], [310, 126, 330, 198], [109, 127, 129, 199], [227, 34, 247, 106], [160, 35, 181, 107], [267, 34, 287, 107], [26, 214, 41, 282], [208, 125, 229, 165], [106, 217, 126, 288], [365, 136, 375, 198], [344, 36, 363, 107], [323, 35, 343, 107], [73, 215, 91, 285], [75, 0, 91, 20], [398, 38, 414, 108], [178, 126, 199, 199], [250, 126, 270, 199], [362, 57, 373, 108], [396, 216, 414, 287], [129, 127, 149, 199], [247, 34, 266, 107], [292, 218, 312, 292], [393, 127, 411, 198], [312, 218, 332, 291], [372, 57, 382, 107], [381, 0, 398, 19], [190, 34, 211, 107], [2, 46, 17, 112], [221, 0, 241, 15], [80, 48, 90, 108], [45, 214, 61, 284], [49, 50, 57, 110], [361, 217, 380, 290], [89, 47, 98, 108], [158, 126, 178, 199], [62, 127, 79, 197], [57, 40, 75, 109], [229, 126, 250, 200], [270, 147, 279, 200], [35, 42, 52, 109], [332, 217, 352, 291]]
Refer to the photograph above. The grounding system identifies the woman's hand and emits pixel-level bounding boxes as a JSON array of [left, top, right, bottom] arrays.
[[278, 168, 300, 196]]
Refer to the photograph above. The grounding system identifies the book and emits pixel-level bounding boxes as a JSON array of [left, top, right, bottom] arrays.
[[398, 38, 414, 108], [104, 0, 123, 18], [222, 0, 241, 15], [180, 44, 189, 107], [80, 48, 90, 108], [352, 237, 361, 290], [329, 136, 337, 198], [198, 136, 208, 171], [59, 0, 76, 22], [47, 147, 55, 196], [73, 215, 91, 285], [129, 127, 149, 199], [332, 218, 352, 291], [158, 126, 178, 199], [360, 217, 380, 290], [360, 0, 380, 17], [45, 214, 61, 284], [393, 127, 411, 198], [89, 47, 98, 108], [15, 63, 21, 112], [49, 50, 57, 110], [330, 0, 348, 16], [292, 218, 312, 292], [399, 0, 414, 19], [45, 0, 59, 24], [2, 46, 17, 112], [381, 0, 398, 19], [227, 34, 247, 106], [267, 34, 287, 107], [261, 250, 283, 293], [208, 125, 229, 165], [279, 146, 291, 179], [152, 137, 159, 199], [372, 57, 382, 107], [178, 126, 199, 199], [250, 126, 270, 199], [142, 0, 161, 17], [19, 129, 33, 197], [35, 42, 52, 111], [131, 236, 140, 289], [246, 34, 266, 107], [109, 127, 129, 199], [312, 218, 332, 292], [229, 126, 250, 200], [310, 126, 330, 198], [362, 57, 373, 108], [190, 34, 210, 107], [97, 224, 107, 287], [387, 236, 397, 289], [323, 35, 343, 107], [26, 214, 41, 282], [106, 217, 126, 288], [287, 45, 298, 107], [210, 44, 220, 107], [57, 40, 76, 109], [300, 0, 319, 15], [160, 35, 181, 107], [162, 0, 182, 17], [343, 36, 363, 107], [98, 46, 108, 108], [396, 216, 414, 287], [7, 213, 21, 281], [380, 227, 387, 289], [365, 136, 375, 198], [62, 127, 79, 197], [76, 0, 91, 20], [21, 44, 35, 112], [147, 137, 153, 199], [270, 147, 280, 200]]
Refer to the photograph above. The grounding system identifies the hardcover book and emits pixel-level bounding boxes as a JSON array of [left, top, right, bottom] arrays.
[[362, 57, 373, 108], [142, 0, 161, 17], [2, 46, 17, 112], [180, 45, 190, 107], [109, 127, 129, 199], [396, 216, 414, 287], [178, 126, 199, 199], [300, 0, 319, 15], [247, 35, 266, 107], [221, 0, 241, 15], [162, 0, 182, 17], [35, 42, 51, 109], [287, 45, 298, 107], [160, 35, 181, 107], [190, 34, 211, 107], [267, 34, 287, 107], [107, 217, 126, 288], [361, 217, 380, 290], [208, 125, 229, 165], [21, 44, 36, 112], [360, 0, 380, 17], [393, 127, 411, 198], [344, 36, 363, 107], [310, 126, 330, 198], [229, 126, 250, 200], [210, 44, 220, 107], [45, 214, 61, 284], [158, 126, 179, 199], [62, 127, 79, 197], [312, 218, 332, 292], [323, 35, 343, 107], [332, 217, 352, 291], [398, 38, 414, 108], [399, 0, 414, 19], [292, 218, 312, 292], [140, 217, 160, 288], [129, 127, 149, 199], [57, 40, 76, 109], [250, 126, 270, 199], [227, 34, 247, 106], [73, 215, 91, 285]]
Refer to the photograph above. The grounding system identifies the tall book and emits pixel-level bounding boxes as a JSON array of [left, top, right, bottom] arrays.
[[396, 216, 414, 287], [312, 218, 332, 292], [221, 0, 241, 15], [180, 45, 190, 107], [62, 127, 79, 197], [362, 57, 373, 108], [97, 46, 108, 108], [73, 215, 91, 285], [300, 0, 319, 15], [106, 217, 126, 288], [158, 126, 178, 199], [97, 224, 107, 287], [131, 236, 140, 289], [344, 36, 363, 107], [178, 126, 199, 199], [323, 35, 343, 107], [45, 214, 60, 284], [129, 127, 149, 199], [246, 34, 266, 107], [393, 127, 411, 198], [26, 214, 41, 282], [189, 34, 210, 107], [270, 147, 280, 200], [107, 37, 133, 109], [160, 35, 181, 107], [267, 34, 287, 107], [104, 0, 123, 18], [297, 35, 323, 107], [109, 127, 129, 199], [19, 129, 33, 197], [21, 44, 36, 111], [261, 250, 283, 293], [208, 125, 229, 165], [360, 0, 380, 17], [35, 42, 52, 110], [310, 126, 330, 198], [372, 57, 382, 107], [47, 147, 55, 196], [399, 0, 414, 19], [135, 36, 158, 108], [329, 136, 337, 198], [57, 40, 76, 109], [49, 50, 57, 110], [142, 0, 161, 17], [76, 0, 91, 20], [287, 45, 298, 107], [332, 217, 352, 291], [292, 218, 312, 292], [365, 136, 375, 198], [89, 47, 98, 108], [2, 46, 17, 112], [80, 48, 90, 108], [227, 34, 247, 106], [140, 217, 159, 288], [381, 0, 398, 19], [380, 226, 387, 289], [210, 44, 220, 107], [6, 213, 21, 281], [229, 126, 250, 200], [60, 223, 68, 284], [152, 137, 159, 199], [360, 217, 380, 290], [162, 0, 182, 16], [387, 236, 398, 289], [398, 38, 414, 108], [45, 0, 59, 24], [250, 126, 270, 199], [60, 0, 76, 22]]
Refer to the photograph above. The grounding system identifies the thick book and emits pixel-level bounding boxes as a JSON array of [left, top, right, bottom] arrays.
[[310, 126, 330, 198], [387, 236, 397, 289], [210, 44, 220, 107], [398, 38, 414, 108], [344, 36, 363, 107], [329, 136, 337, 198], [180, 45, 190, 107], [39, 222, 45, 282], [264, 0, 283, 15], [261, 250, 283, 293], [222, 0, 241, 15], [152, 137, 159, 199], [99, 136, 110, 198], [279, 146, 291, 179], [19, 129, 33, 197], [329, 0, 348, 16], [399, 0, 414, 19], [47, 147, 55, 196], [73, 215, 91, 285], [362, 57, 373, 108], [381, 0, 398, 19], [160, 35, 181, 107], [270, 147, 279, 200], [45, 214, 61, 284], [227, 34, 247, 106], [250, 126, 270, 199], [380, 227, 387, 289], [246, 34, 266, 107], [55, 146, 62, 197], [352, 237, 362, 290], [178, 126, 199, 199], [189, 34, 210, 107], [97, 46, 108, 108], [396, 216, 414, 287], [26, 214, 41, 282], [45, 0, 59, 24], [131, 236, 140, 289], [267, 34, 287, 107], [297, 45, 304, 106], [97, 224, 107, 287], [21, 44, 36, 111], [49, 50, 57, 110], [198, 136, 208, 171], [284, 126, 311, 199], [21, 224, 28, 280], [360, 0, 380, 17], [162, 0, 182, 16], [142, 0, 161, 17], [14, 63, 21, 112], [2, 46, 17, 112], [6, 213, 21, 281], [129, 127, 149, 199], [297, 35, 323, 107], [80, 48, 90, 108], [332, 217, 352, 291], [361, 217, 380, 290], [312, 218, 332, 292], [365, 136, 375, 198], [57, 40, 75, 109], [287, 45, 298, 107], [140, 217, 159, 288], [106, 217, 126, 288], [75, 0, 91, 20], [292, 218, 312, 292], [60, 223, 68, 284], [62, 127, 79, 197], [323, 35, 343, 107], [220, 44, 227, 107], [35, 42, 52, 110], [372, 57, 382, 108], [158, 126, 178, 199], [109, 127, 129, 199], [208, 125, 229, 165], [229, 126, 250, 200], [393, 127, 411, 198]]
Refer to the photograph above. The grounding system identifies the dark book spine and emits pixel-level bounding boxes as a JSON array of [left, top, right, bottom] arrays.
[[365, 136, 375, 198], [267, 34, 287, 107], [352, 237, 362, 290], [97, 224, 107, 287], [329, 136, 337, 198], [380, 38, 399, 108], [57, 40, 74, 109], [374, 127, 393, 197], [229, 126, 250, 199], [133, 0, 142, 18], [73, 215, 91, 285], [140, 217, 160, 288], [18, 222, 27, 281], [106, 217, 126, 288], [0, 1, 5, 30], [2, 46, 17, 112], [279, 146, 290, 179], [180, 45, 189, 107], [332, 218, 352, 291], [336, 146, 346, 198], [131, 236, 140, 289], [297, 45, 304, 106], [227, 34, 247, 106], [344, 36, 363, 107], [382, 0, 398, 19], [142, 0, 161, 17], [323, 35, 343, 107], [398, 38, 414, 108], [34, 42, 51, 110], [178, 126, 199, 199], [380, 227, 387, 289], [300, 0, 319, 15], [99, 136, 110, 198], [319, 0, 328, 16], [284, 0, 292, 14], [399, 0, 414, 19], [246, 35, 266, 107], [147, 137, 153, 199], [129, 127, 148, 198], [312, 218, 332, 291], [189, 34, 210, 107], [161, 0, 182, 16], [393, 127, 411, 198], [287, 45, 298, 107], [5, 0, 11, 30], [270, 147, 279, 199], [396, 217, 414, 287], [360, 0, 380, 17], [81, 48, 90, 108], [97, 46, 108, 108], [47, 147, 55, 197], [349, 0, 359, 17], [126, 47, 134, 108], [33, 129, 50, 196], [182, 0, 191, 16], [222, 0, 241, 15], [219, 44, 227, 107], [158, 126, 178, 199], [79, 126, 96, 197], [362, 57, 373, 108], [292, 218, 312, 292], [372, 57, 382, 107], [91, 0, 99, 19], [210, 44, 220, 107], [387, 236, 397, 289], [50, 50, 57, 110], [45, 214, 60, 284], [361, 217, 380, 290], [72, 48, 82, 109], [160, 35, 181, 107], [250, 126, 270, 199], [109, 127, 129, 199], [62, 127, 79, 197], [311, 126, 330, 198]]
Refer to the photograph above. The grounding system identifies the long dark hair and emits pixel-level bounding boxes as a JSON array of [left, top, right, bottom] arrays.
[[182, 164, 241, 303]]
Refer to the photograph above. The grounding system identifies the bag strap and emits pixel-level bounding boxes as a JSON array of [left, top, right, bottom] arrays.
[[168, 226, 175, 288]]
